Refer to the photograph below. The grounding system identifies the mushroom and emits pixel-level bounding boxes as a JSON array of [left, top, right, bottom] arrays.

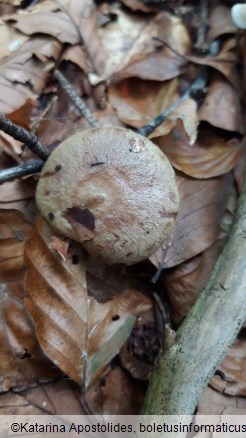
[[231, 4, 246, 29], [36, 125, 179, 265]]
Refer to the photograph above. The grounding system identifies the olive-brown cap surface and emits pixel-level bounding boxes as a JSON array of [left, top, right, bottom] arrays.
[[36, 125, 179, 265]]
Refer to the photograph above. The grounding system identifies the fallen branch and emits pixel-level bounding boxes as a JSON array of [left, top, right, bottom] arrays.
[[0, 114, 50, 161], [54, 69, 99, 128], [0, 159, 43, 184], [141, 164, 246, 417]]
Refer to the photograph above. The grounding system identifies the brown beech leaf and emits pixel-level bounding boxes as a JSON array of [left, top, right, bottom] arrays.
[[207, 4, 237, 42], [0, 210, 60, 392], [198, 74, 244, 134], [188, 38, 240, 89], [89, 5, 190, 84], [0, 36, 61, 114], [6, 0, 107, 75], [0, 179, 36, 203], [0, 20, 28, 61], [0, 379, 85, 414], [101, 366, 145, 414], [154, 120, 244, 178], [61, 45, 91, 73], [210, 330, 246, 397], [120, 0, 159, 13], [25, 217, 151, 386], [150, 172, 233, 268], [109, 78, 198, 142], [162, 241, 223, 325]]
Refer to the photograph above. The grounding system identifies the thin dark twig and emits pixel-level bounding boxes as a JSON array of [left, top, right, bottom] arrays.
[[54, 69, 99, 128], [153, 37, 189, 63], [0, 159, 43, 184], [136, 67, 209, 138], [194, 0, 209, 55], [0, 114, 50, 161]]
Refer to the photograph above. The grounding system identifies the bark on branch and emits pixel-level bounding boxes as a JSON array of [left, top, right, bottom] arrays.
[[141, 165, 246, 417]]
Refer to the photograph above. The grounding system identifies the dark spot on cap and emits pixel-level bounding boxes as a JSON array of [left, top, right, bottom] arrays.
[[112, 314, 120, 321], [48, 212, 55, 221], [55, 164, 62, 171], [90, 161, 105, 168], [65, 207, 95, 232], [72, 254, 79, 264]]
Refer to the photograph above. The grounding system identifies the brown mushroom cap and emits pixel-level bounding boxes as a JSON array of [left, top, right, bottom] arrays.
[[36, 125, 179, 265]]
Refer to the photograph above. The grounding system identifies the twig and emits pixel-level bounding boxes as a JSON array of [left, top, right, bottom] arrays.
[[0, 159, 43, 184], [141, 163, 246, 417], [54, 69, 99, 128], [194, 0, 209, 54], [137, 67, 209, 138], [0, 114, 50, 161]]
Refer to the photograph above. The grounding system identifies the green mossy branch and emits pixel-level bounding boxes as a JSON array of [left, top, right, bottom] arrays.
[[142, 164, 246, 416]]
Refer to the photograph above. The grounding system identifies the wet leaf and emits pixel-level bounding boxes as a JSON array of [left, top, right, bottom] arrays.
[[25, 217, 151, 386], [154, 121, 244, 178], [150, 172, 233, 268]]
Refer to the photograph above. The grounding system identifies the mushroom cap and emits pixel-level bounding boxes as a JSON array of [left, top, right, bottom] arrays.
[[231, 4, 246, 29], [36, 125, 179, 265]]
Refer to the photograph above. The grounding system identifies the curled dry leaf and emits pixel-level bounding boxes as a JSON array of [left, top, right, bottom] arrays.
[[24, 217, 152, 386], [198, 74, 244, 134], [109, 77, 198, 142], [61, 45, 92, 73], [210, 331, 246, 397], [188, 38, 240, 90], [89, 5, 190, 83], [0, 36, 61, 114], [150, 171, 233, 269], [207, 4, 237, 42], [154, 121, 244, 179], [0, 20, 28, 61], [0, 209, 59, 392], [6, 0, 107, 75]]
